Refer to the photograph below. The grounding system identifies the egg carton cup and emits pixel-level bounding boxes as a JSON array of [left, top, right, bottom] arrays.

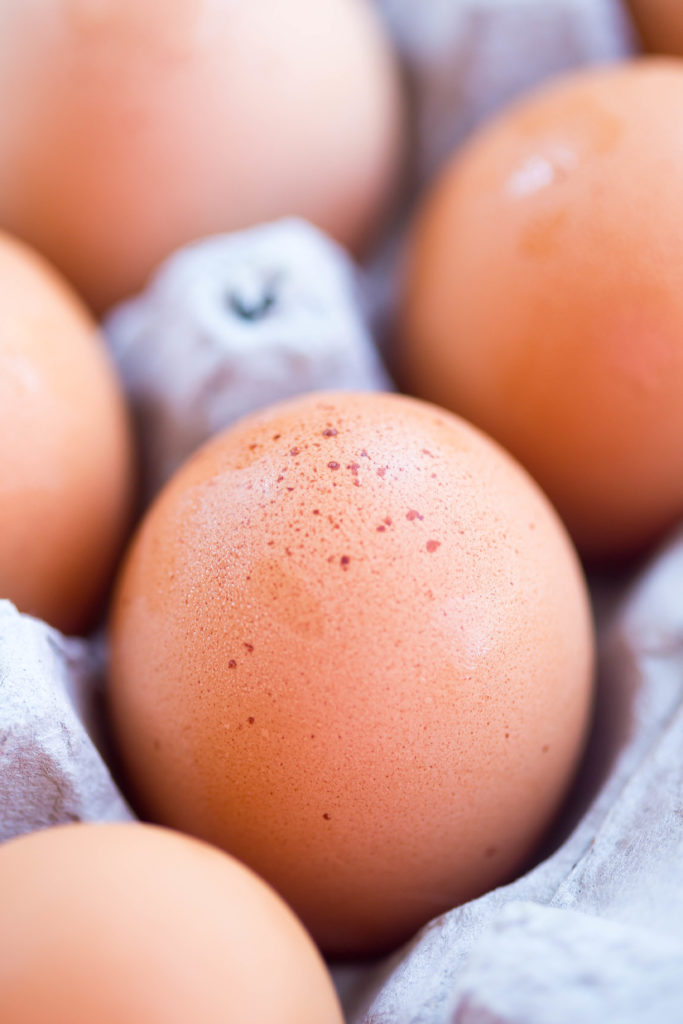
[[0, 601, 133, 841], [364, 0, 636, 342], [374, 0, 635, 190]]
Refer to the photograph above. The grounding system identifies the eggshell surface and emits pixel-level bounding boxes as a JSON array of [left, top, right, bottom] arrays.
[[0, 823, 344, 1024], [400, 59, 683, 562], [0, 232, 133, 633], [627, 0, 683, 56], [109, 391, 594, 956], [0, 0, 403, 312]]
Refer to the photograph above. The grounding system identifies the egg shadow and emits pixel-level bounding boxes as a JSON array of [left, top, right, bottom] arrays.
[[520, 555, 647, 869]]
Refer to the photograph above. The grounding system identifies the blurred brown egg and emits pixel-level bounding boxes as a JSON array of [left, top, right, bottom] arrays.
[[0, 231, 133, 633], [400, 59, 683, 562], [628, 0, 683, 56], [109, 391, 594, 957], [0, 0, 404, 313], [0, 823, 344, 1024]]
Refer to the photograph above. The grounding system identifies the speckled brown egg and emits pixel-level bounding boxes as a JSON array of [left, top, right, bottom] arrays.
[[0, 0, 404, 312], [0, 823, 344, 1024], [109, 391, 594, 957], [0, 230, 133, 633]]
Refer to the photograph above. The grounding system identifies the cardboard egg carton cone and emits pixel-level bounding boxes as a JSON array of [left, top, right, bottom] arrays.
[[0, 601, 133, 841], [364, 0, 637, 344], [104, 218, 392, 502], [374, 0, 636, 190]]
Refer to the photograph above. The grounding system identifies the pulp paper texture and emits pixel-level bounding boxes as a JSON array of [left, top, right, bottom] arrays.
[[448, 902, 683, 1023], [0, 601, 133, 841], [375, 0, 635, 189]]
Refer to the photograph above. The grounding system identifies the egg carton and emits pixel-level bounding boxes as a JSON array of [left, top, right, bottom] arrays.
[[6, 1, 682, 1022], [3, 528, 682, 1022]]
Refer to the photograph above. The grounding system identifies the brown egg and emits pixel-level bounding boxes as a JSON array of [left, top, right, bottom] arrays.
[[109, 391, 594, 956], [0, 823, 343, 1024], [400, 59, 683, 562], [628, 0, 683, 56], [0, 231, 133, 633], [0, 0, 403, 313]]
